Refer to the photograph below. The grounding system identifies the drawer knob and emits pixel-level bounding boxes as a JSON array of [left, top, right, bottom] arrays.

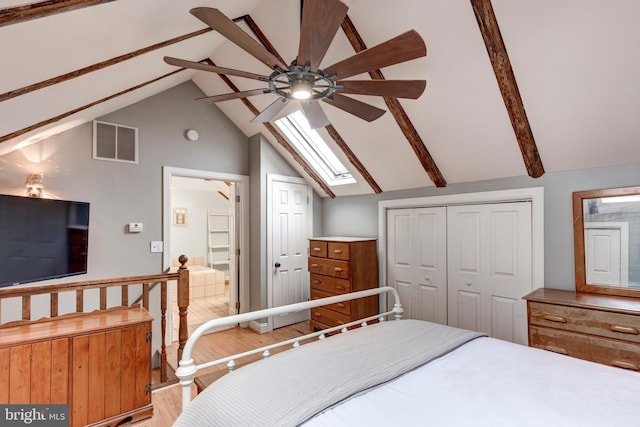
[[334, 267, 343, 273], [610, 325, 640, 335], [313, 312, 322, 317], [610, 360, 639, 371], [333, 249, 343, 254], [312, 280, 320, 284], [543, 345, 568, 355], [313, 247, 321, 252], [336, 303, 345, 308], [335, 285, 345, 290], [543, 314, 567, 323], [311, 263, 319, 268]]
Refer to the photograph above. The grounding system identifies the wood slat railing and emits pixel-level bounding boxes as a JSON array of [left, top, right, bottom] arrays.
[[0, 254, 191, 387]]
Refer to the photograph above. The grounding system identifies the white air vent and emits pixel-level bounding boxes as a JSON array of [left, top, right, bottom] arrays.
[[93, 120, 138, 163]]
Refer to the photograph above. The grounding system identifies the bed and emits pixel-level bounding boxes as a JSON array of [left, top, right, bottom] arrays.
[[174, 287, 640, 426]]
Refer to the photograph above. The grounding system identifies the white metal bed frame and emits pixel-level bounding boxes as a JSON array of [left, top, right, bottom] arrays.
[[175, 286, 404, 410]]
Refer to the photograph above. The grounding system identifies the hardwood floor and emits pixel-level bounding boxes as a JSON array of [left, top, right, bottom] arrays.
[[131, 321, 311, 426]]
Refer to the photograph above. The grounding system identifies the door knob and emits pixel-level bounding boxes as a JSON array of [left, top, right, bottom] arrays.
[[275, 262, 281, 268]]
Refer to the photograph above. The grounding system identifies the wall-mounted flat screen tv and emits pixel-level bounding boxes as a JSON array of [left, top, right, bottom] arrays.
[[0, 194, 90, 287]]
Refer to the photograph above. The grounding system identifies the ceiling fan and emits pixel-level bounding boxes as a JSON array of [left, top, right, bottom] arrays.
[[164, 0, 427, 130]]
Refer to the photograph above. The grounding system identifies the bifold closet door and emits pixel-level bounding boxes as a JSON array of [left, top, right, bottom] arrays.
[[387, 207, 447, 324], [447, 202, 532, 345]]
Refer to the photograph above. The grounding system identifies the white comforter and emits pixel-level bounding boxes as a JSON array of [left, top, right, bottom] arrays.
[[305, 335, 640, 427]]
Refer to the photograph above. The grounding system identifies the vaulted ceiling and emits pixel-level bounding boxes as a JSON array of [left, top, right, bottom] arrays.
[[2, 0, 640, 197]]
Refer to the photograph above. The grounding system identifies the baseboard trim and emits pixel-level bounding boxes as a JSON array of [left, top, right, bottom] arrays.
[[249, 320, 271, 334]]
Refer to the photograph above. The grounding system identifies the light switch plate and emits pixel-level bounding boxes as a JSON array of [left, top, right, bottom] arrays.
[[150, 241, 163, 253]]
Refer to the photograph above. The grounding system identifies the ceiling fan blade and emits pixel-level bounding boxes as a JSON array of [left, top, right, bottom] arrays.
[[301, 101, 331, 129], [298, 0, 348, 71], [164, 56, 269, 81], [190, 7, 287, 70], [195, 89, 268, 103], [251, 98, 289, 123], [338, 80, 426, 99], [324, 30, 426, 80], [323, 93, 385, 122]]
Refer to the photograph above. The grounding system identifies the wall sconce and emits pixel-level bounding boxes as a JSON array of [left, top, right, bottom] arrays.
[[25, 173, 44, 198]]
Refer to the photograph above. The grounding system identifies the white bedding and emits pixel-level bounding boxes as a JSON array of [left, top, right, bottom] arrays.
[[174, 319, 640, 426], [305, 336, 640, 427]]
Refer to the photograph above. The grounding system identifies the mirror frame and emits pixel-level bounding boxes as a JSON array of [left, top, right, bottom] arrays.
[[573, 185, 640, 297]]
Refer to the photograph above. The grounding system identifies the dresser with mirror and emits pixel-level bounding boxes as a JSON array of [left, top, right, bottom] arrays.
[[524, 185, 640, 371]]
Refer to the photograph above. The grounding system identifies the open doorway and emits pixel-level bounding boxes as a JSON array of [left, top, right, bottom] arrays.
[[162, 167, 249, 341]]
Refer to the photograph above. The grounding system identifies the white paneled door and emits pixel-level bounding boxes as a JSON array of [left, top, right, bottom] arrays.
[[447, 202, 532, 345], [271, 180, 310, 329], [387, 207, 447, 324], [584, 222, 629, 287]]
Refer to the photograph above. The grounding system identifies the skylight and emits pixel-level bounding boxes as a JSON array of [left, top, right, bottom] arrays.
[[275, 111, 356, 186]]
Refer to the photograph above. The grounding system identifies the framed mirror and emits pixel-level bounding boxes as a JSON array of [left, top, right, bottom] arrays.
[[573, 186, 640, 297]]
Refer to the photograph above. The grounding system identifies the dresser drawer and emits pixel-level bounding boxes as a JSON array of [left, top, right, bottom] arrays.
[[327, 242, 350, 260], [529, 302, 640, 343], [530, 326, 640, 371], [308, 258, 350, 279], [310, 273, 351, 294], [311, 289, 351, 316], [310, 306, 351, 328], [309, 240, 328, 258]]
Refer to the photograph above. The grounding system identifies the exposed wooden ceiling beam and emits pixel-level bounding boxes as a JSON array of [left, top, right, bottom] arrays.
[[0, 70, 182, 144], [0, 27, 212, 103], [0, 0, 114, 27], [340, 15, 447, 188], [325, 125, 382, 193], [470, 0, 545, 178]]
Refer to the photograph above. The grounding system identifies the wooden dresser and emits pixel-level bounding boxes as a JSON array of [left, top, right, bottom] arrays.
[[524, 288, 640, 371], [0, 307, 153, 427], [308, 237, 378, 331]]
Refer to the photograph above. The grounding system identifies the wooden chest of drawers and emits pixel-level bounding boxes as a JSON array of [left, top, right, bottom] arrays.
[[524, 288, 640, 371], [308, 237, 378, 331]]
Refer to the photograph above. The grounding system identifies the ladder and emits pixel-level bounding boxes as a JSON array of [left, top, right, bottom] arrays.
[[207, 209, 230, 271]]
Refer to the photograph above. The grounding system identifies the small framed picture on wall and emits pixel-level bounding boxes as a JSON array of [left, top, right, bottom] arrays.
[[173, 207, 187, 227]]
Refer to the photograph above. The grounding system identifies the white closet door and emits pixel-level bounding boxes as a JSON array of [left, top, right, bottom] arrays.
[[447, 202, 532, 345], [387, 207, 447, 324]]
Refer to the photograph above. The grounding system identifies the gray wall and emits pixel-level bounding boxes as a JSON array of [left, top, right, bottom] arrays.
[[0, 81, 248, 282], [249, 133, 304, 311], [0, 81, 251, 357], [320, 163, 640, 291]]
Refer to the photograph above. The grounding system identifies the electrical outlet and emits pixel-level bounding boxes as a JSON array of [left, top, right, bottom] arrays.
[[150, 241, 163, 253], [128, 222, 143, 233]]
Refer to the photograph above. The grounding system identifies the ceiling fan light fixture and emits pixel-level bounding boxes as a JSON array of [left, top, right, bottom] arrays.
[[291, 79, 313, 100]]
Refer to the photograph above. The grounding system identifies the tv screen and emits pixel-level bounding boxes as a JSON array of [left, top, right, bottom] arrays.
[[0, 194, 90, 287]]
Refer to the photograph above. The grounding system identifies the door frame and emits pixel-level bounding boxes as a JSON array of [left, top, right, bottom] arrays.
[[162, 166, 250, 341], [265, 174, 313, 332], [378, 187, 545, 307]]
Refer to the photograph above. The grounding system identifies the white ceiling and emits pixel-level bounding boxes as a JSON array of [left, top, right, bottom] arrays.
[[2, 0, 640, 197]]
